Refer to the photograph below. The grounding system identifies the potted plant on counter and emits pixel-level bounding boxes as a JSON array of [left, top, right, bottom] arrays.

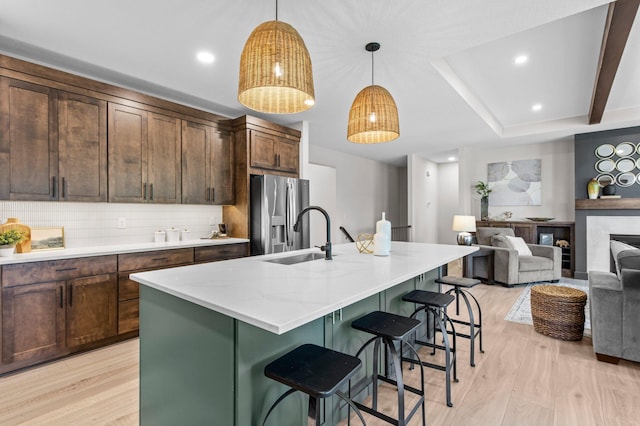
[[0, 229, 24, 257]]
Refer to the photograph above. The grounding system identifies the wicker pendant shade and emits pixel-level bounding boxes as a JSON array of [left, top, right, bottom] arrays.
[[238, 20, 315, 114], [347, 42, 399, 144]]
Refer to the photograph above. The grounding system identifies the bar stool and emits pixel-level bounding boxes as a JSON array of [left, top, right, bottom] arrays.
[[402, 289, 458, 407], [262, 344, 366, 425], [350, 310, 426, 426], [436, 276, 484, 367]]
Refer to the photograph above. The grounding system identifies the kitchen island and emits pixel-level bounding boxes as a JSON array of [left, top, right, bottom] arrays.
[[131, 241, 477, 425]]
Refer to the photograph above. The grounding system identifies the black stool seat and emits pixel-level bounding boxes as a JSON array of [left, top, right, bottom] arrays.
[[351, 310, 421, 340], [403, 289, 455, 308], [435, 276, 481, 288], [264, 344, 361, 398], [262, 344, 366, 425]]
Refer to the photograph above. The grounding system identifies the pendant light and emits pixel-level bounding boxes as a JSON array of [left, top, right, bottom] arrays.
[[347, 42, 399, 143], [238, 0, 315, 114]]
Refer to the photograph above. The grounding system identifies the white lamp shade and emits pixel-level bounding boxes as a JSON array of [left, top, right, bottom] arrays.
[[452, 215, 476, 232]]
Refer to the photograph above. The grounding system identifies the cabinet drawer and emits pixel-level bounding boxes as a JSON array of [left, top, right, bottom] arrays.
[[2, 255, 117, 287], [118, 273, 139, 301], [194, 243, 249, 263], [118, 248, 194, 272], [118, 299, 139, 334]]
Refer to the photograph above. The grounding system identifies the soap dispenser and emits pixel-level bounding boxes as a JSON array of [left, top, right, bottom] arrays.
[[373, 212, 391, 256]]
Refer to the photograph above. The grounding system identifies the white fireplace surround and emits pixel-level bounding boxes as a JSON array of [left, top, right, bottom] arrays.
[[587, 216, 640, 272]]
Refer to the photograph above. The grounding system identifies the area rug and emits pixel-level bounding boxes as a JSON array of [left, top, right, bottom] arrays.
[[504, 278, 591, 336]]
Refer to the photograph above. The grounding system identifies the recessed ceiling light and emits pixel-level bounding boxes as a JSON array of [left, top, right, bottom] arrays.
[[532, 103, 542, 112], [448, 156, 456, 161], [514, 55, 528, 65], [196, 51, 215, 64]]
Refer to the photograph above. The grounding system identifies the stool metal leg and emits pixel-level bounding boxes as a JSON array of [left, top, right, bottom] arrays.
[[262, 388, 298, 426], [308, 396, 319, 426], [445, 287, 484, 367]]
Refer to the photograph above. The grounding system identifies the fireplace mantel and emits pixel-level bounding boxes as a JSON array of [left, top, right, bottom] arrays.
[[575, 198, 640, 210]]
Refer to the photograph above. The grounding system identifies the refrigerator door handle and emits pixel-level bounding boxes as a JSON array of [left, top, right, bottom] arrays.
[[285, 182, 291, 250]]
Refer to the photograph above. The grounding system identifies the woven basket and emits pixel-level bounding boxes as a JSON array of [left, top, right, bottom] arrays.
[[530, 285, 587, 341]]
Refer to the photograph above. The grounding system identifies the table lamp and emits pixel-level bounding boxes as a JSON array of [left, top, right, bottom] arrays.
[[452, 215, 476, 245]]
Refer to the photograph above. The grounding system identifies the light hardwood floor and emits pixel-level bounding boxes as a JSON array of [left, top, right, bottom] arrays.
[[1, 274, 639, 425]]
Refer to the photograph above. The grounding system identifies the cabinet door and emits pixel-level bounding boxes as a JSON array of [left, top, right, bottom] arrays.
[[147, 112, 181, 203], [66, 273, 118, 347], [2, 282, 65, 364], [58, 92, 107, 202], [249, 130, 277, 170], [210, 128, 234, 204], [275, 139, 299, 174], [108, 103, 148, 202], [0, 77, 58, 200], [181, 120, 211, 204], [511, 223, 535, 243]]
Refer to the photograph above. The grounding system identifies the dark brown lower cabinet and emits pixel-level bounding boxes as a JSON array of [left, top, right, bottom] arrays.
[[0, 244, 249, 374], [1, 255, 118, 373], [66, 273, 118, 347], [2, 281, 65, 364]]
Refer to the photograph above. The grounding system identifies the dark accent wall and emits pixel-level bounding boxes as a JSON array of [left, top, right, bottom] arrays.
[[574, 126, 640, 279], [574, 126, 640, 199]]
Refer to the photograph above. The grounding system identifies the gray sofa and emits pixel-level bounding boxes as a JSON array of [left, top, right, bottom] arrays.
[[588, 248, 640, 363], [473, 227, 561, 287]]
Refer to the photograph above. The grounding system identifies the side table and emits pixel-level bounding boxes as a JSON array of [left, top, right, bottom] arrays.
[[463, 248, 494, 284]]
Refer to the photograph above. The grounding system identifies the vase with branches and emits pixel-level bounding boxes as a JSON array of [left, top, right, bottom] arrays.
[[475, 181, 492, 220]]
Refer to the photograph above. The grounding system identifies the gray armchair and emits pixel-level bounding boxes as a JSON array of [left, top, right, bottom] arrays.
[[473, 227, 561, 287], [588, 249, 640, 363]]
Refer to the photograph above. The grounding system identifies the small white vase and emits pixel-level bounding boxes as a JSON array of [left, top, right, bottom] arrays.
[[0, 245, 15, 257]]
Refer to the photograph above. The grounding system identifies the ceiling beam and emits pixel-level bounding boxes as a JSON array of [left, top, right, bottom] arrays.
[[589, 0, 640, 124]]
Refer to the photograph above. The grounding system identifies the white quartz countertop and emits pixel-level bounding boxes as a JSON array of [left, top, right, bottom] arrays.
[[0, 238, 249, 265], [131, 242, 477, 335]]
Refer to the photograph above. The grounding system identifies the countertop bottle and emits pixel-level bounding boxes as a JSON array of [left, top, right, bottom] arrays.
[[374, 212, 391, 256]]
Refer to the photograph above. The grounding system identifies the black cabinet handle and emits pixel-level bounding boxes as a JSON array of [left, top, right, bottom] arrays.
[[59, 286, 63, 309], [69, 285, 73, 307], [61, 177, 66, 198], [144, 183, 148, 200], [211, 187, 215, 202], [150, 183, 154, 201], [52, 176, 57, 198], [55, 267, 77, 272], [152, 257, 168, 262]]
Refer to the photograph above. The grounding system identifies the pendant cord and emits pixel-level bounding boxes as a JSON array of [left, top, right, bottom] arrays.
[[371, 50, 375, 85], [275, 0, 278, 20]]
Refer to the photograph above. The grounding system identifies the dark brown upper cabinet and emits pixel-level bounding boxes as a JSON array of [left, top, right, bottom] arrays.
[[182, 120, 234, 205], [108, 103, 181, 203], [0, 78, 107, 202]]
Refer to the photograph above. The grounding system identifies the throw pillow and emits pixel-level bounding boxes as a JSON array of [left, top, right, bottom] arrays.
[[611, 240, 637, 278], [504, 235, 533, 256], [490, 234, 512, 249]]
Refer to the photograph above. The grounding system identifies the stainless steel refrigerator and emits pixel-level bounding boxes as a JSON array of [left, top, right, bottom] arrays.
[[250, 174, 310, 255]]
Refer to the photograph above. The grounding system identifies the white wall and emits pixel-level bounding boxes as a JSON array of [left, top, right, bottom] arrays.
[[408, 155, 439, 243], [309, 145, 407, 243], [437, 161, 460, 244], [0, 201, 223, 248], [458, 139, 575, 221], [306, 163, 338, 248]]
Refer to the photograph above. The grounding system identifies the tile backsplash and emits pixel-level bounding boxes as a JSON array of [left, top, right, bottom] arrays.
[[0, 201, 223, 248]]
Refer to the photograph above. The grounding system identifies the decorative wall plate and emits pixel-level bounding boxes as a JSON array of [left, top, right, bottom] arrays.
[[595, 144, 615, 158], [616, 172, 636, 187], [616, 157, 636, 173], [615, 142, 636, 157], [595, 158, 616, 173], [596, 173, 615, 186]]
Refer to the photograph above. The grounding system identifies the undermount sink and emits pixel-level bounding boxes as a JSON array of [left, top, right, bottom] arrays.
[[264, 252, 328, 265]]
